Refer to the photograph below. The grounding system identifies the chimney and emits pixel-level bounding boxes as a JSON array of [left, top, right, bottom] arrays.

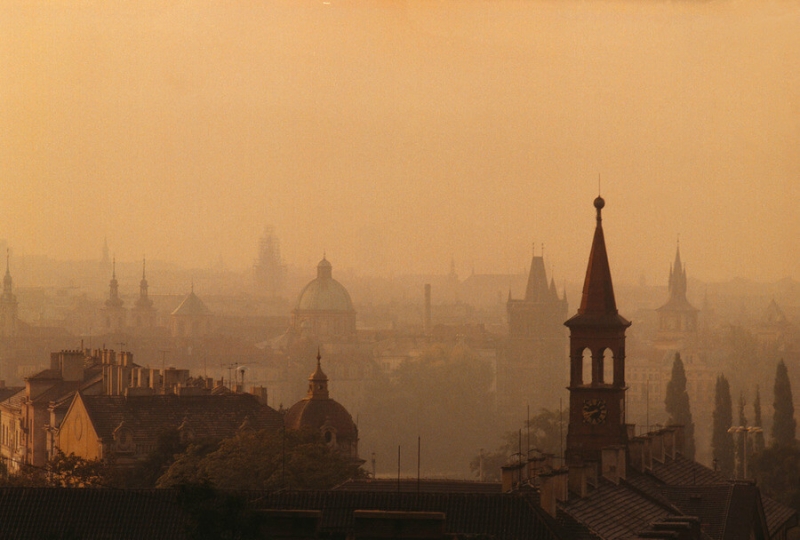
[[652, 430, 665, 463], [60, 350, 85, 382], [539, 470, 569, 517], [501, 462, 524, 492], [643, 435, 653, 470], [629, 437, 645, 473], [601, 446, 626, 484], [568, 464, 588, 498], [424, 284, 432, 335], [663, 427, 676, 460]]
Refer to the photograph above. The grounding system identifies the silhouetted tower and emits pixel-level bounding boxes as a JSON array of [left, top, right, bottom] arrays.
[[132, 258, 157, 329], [655, 242, 698, 349], [565, 196, 631, 465], [504, 246, 568, 412], [0, 250, 18, 338], [254, 226, 287, 298], [102, 258, 127, 333]]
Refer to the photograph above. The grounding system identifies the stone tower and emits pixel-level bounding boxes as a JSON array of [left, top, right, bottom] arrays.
[[503, 247, 568, 412], [565, 196, 631, 465]]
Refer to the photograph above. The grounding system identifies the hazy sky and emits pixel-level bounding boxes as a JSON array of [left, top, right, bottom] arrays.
[[1, 0, 798, 286]]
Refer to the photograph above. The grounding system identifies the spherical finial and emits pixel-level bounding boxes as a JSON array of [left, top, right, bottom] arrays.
[[593, 196, 605, 210]]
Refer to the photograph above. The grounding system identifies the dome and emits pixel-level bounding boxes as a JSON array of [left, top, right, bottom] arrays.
[[171, 290, 211, 316], [296, 257, 354, 312], [284, 398, 357, 440], [284, 354, 358, 447]]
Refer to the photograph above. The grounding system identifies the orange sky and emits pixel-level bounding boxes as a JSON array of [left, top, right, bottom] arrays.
[[1, 0, 798, 285]]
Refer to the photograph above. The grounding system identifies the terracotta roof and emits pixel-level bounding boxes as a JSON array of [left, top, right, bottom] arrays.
[[559, 478, 675, 540], [80, 393, 283, 442], [0, 488, 188, 539], [253, 491, 563, 540]]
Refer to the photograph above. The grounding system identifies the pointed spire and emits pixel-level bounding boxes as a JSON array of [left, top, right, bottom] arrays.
[[112, 256, 117, 280], [577, 196, 618, 315], [3, 249, 13, 297]]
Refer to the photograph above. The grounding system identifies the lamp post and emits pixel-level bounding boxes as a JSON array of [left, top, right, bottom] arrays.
[[727, 426, 763, 479]]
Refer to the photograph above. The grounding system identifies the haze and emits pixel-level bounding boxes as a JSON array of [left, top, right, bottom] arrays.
[[1, 0, 798, 286]]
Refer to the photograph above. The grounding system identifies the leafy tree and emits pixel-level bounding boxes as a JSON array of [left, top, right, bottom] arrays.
[[158, 428, 365, 490], [174, 484, 263, 540], [753, 385, 765, 454], [664, 353, 695, 459], [711, 374, 734, 477], [47, 451, 108, 487], [772, 360, 796, 448]]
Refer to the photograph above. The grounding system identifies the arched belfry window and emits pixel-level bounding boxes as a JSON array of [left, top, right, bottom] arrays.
[[602, 348, 613, 385], [581, 348, 591, 385]]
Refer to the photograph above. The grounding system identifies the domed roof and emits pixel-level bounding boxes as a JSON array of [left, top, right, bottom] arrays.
[[296, 257, 354, 312], [284, 353, 357, 439]]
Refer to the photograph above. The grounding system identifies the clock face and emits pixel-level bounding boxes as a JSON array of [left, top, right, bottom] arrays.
[[582, 399, 608, 425]]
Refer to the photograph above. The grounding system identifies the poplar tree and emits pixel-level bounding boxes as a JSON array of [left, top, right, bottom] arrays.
[[664, 353, 695, 459], [772, 360, 796, 448], [711, 374, 734, 477], [753, 385, 765, 454]]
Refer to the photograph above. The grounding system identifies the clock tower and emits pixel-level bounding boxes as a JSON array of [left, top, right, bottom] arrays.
[[564, 196, 631, 465]]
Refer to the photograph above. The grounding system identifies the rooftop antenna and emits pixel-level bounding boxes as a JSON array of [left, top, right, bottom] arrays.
[[560, 397, 564, 467], [417, 436, 421, 496], [527, 403, 531, 459]]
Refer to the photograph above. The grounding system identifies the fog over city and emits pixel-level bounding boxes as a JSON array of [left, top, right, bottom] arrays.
[[1, 0, 798, 286]]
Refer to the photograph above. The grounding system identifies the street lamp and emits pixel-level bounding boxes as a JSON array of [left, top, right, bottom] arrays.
[[727, 426, 763, 480]]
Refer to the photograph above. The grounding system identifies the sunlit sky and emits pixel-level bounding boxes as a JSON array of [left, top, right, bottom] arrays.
[[1, 0, 798, 285]]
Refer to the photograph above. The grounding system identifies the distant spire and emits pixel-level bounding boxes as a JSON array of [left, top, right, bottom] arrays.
[[106, 256, 123, 308], [112, 256, 116, 280], [3, 249, 13, 297]]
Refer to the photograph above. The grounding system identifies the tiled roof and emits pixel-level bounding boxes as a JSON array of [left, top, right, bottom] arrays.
[[334, 478, 503, 494], [648, 455, 728, 486], [761, 492, 799, 538], [559, 478, 675, 540], [81, 393, 284, 442], [0, 387, 23, 402], [0, 488, 188, 539], [253, 491, 563, 540]]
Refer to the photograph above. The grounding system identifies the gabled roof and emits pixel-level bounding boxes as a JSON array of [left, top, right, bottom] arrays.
[[78, 393, 283, 442], [171, 291, 210, 316]]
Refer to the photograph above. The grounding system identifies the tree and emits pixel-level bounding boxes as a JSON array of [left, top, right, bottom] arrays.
[[711, 374, 734, 477], [772, 360, 796, 448], [158, 428, 365, 490], [664, 353, 695, 459], [753, 385, 765, 454]]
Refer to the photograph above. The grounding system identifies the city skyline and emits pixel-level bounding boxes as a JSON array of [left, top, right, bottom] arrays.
[[1, 1, 797, 285]]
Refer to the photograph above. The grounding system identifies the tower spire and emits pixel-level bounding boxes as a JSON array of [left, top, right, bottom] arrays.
[[574, 196, 620, 318]]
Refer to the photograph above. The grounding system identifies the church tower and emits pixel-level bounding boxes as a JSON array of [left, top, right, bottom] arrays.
[[655, 242, 698, 350], [504, 247, 568, 412], [565, 196, 631, 465], [132, 258, 157, 329], [101, 258, 127, 333], [0, 251, 18, 338]]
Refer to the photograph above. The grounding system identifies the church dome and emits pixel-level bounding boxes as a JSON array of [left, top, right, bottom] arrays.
[[284, 354, 359, 457], [296, 257, 354, 312]]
